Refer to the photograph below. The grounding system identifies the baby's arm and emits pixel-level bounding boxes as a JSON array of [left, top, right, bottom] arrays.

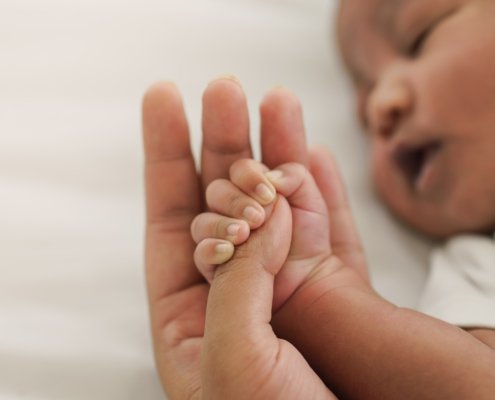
[[275, 280, 495, 399], [270, 152, 495, 399]]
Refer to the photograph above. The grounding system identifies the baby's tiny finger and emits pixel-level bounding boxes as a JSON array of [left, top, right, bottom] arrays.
[[206, 179, 266, 229], [194, 239, 235, 283], [229, 159, 277, 206], [264, 163, 307, 195], [191, 213, 250, 245]]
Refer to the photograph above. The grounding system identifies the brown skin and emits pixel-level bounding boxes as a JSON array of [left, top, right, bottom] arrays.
[[192, 150, 495, 398], [337, 0, 495, 238], [145, 80, 495, 400]]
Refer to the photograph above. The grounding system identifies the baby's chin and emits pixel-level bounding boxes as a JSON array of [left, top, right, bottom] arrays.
[[373, 164, 495, 239], [383, 195, 495, 240]]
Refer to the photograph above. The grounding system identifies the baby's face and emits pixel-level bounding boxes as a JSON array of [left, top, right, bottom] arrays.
[[338, 0, 495, 238]]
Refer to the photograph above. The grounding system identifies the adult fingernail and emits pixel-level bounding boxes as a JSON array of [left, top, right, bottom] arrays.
[[211, 74, 241, 85], [255, 183, 276, 204]]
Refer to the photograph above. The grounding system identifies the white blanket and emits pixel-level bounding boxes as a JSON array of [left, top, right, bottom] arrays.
[[0, 0, 432, 398]]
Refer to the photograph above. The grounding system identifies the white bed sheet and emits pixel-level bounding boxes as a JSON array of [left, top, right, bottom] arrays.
[[0, 0, 433, 398]]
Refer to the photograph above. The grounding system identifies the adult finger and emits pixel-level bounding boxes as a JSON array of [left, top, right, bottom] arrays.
[[309, 146, 369, 281], [201, 77, 253, 191], [260, 87, 309, 169], [142, 81, 203, 304]]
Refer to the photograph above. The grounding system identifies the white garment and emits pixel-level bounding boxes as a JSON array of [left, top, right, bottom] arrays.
[[418, 234, 495, 329]]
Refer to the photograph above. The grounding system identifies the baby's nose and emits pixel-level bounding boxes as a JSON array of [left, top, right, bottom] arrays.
[[367, 74, 414, 139]]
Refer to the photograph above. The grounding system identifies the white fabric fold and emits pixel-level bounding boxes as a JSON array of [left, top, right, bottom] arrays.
[[418, 234, 495, 329]]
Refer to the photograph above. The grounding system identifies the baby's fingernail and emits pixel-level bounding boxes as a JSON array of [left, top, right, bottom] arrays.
[[255, 183, 276, 204], [243, 206, 264, 225], [226, 223, 241, 237], [214, 242, 234, 264], [215, 243, 233, 254], [265, 170, 283, 183]]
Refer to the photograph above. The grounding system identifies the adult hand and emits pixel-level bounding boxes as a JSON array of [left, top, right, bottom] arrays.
[[142, 78, 336, 399]]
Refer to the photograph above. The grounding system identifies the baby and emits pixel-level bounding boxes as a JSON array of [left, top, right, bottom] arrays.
[[190, 0, 495, 397], [337, 0, 495, 238]]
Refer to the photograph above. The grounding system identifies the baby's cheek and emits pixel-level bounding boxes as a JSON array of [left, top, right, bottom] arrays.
[[372, 158, 393, 206], [371, 144, 415, 222], [445, 174, 495, 233], [370, 142, 391, 197]]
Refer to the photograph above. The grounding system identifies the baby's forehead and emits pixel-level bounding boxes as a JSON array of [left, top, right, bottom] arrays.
[[337, 0, 400, 83], [338, 0, 380, 52], [339, 0, 462, 28], [338, 0, 399, 28], [337, 1, 383, 51]]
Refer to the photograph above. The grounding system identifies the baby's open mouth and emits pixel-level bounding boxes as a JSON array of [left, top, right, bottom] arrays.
[[393, 141, 442, 190]]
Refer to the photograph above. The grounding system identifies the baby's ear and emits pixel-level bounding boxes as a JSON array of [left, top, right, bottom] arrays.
[[226, 195, 292, 277]]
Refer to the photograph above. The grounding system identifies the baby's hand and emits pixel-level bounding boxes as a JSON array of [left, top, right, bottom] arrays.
[[191, 158, 332, 309], [191, 159, 277, 283]]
